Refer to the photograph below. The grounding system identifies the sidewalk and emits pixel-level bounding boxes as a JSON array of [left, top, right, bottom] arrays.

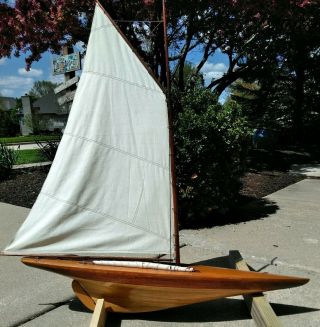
[[13, 162, 51, 169], [8, 143, 39, 150], [0, 179, 319, 326]]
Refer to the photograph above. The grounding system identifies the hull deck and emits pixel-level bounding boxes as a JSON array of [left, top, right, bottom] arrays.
[[22, 257, 309, 313]]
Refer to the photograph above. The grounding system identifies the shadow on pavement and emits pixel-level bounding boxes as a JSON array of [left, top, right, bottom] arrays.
[[183, 197, 279, 230], [68, 289, 318, 326], [192, 254, 278, 271], [76, 298, 318, 326], [271, 302, 319, 316], [68, 298, 91, 313]]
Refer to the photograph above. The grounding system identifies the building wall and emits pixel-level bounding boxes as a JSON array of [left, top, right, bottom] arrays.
[[20, 93, 70, 135], [33, 91, 61, 115], [20, 96, 34, 135]]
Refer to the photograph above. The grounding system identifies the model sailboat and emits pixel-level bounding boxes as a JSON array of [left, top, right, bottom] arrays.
[[3, 2, 308, 313]]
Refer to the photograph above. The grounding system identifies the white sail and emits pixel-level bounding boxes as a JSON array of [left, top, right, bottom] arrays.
[[4, 4, 174, 259]]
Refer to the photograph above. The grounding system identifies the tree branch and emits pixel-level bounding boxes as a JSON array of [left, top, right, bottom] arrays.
[[207, 66, 249, 96], [195, 35, 216, 74]]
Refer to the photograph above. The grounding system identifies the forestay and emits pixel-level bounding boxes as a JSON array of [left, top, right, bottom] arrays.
[[4, 4, 174, 259]]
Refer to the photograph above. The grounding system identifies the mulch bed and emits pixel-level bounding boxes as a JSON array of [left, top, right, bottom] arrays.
[[0, 166, 304, 209], [0, 166, 50, 208], [240, 170, 304, 199]]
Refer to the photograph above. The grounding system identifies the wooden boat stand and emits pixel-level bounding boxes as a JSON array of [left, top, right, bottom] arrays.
[[229, 250, 283, 327], [88, 250, 283, 327], [89, 299, 109, 327]]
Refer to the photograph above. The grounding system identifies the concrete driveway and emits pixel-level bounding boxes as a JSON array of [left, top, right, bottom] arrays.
[[1, 179, 319, 326]]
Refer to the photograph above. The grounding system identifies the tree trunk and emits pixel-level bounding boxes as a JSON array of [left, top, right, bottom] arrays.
[[292, 63, 305, 144]]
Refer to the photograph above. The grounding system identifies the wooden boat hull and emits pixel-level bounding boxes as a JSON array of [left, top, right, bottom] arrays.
[[72, 279, 267, 313], [21, 257, 308, 313]]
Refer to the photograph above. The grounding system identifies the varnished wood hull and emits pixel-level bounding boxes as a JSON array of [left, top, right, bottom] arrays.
[[21, 257, 308, 313]]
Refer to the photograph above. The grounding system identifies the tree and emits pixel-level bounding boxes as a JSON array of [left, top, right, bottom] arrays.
[[0, 108, 20, 136], [228, 80, 263, 127], [257, 1, 320, 140], [0, 95, 4, 111], [1, 0, 318, 144], [0, 92, 20, 136], [1, 0, 317, 95], [0, 0, 94, 70], [173, 62, 204, 91], [28, 80, 58, 99], [222, 1, 320, 141]]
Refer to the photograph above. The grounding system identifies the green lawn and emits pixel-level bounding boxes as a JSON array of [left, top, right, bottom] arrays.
[[0, 135, 60, 144], [15, 149, 48, 165]]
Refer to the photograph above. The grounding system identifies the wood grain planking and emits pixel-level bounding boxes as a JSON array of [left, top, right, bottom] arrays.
[[73, 278, 260, 313], [21, 257, 308, 291]]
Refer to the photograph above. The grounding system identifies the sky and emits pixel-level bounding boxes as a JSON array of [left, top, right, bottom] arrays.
[[0, 52, 64, 98], [188, 47, 230, 102], [0, 44, 229, 100]]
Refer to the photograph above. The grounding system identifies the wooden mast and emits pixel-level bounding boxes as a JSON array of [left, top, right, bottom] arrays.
[[162, 0, 180, 264]]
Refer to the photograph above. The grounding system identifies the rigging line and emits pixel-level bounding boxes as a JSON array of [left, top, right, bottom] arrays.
[[40, 191, 170, 242], [115, 20, 163, 23], [63, 132, 170, 171], [149, 22, 163, 36]]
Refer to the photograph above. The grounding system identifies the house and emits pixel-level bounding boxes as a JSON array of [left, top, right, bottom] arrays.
[[20, 91, 70, 135]]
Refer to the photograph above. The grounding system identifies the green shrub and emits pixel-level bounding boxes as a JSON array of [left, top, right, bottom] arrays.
[[174, 89, 250, 225], [0, 142, 17, 180], [0, 109, 20, 137], [36, 138, 61, 161]]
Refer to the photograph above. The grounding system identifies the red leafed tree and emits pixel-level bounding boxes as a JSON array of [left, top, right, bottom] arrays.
[[0, 0, 94, 70]]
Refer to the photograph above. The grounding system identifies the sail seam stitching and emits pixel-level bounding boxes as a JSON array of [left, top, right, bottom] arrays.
[[131, 177, 145, 224], [91, 24, 114, 32], [63, 132, 169, 171], [82, 70, 163, 94], [40, 191, 170, 241]]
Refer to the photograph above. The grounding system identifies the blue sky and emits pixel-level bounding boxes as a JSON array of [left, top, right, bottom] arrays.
[[0, 52, 64, 98], [0, 45, 229, 100]]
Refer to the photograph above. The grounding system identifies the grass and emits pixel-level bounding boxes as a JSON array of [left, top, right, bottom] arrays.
[[15, 149, 48, 165], [0, 135, 60, 144]]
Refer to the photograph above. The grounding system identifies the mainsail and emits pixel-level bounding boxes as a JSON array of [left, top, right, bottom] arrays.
[[4, 4, 174, 259]]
